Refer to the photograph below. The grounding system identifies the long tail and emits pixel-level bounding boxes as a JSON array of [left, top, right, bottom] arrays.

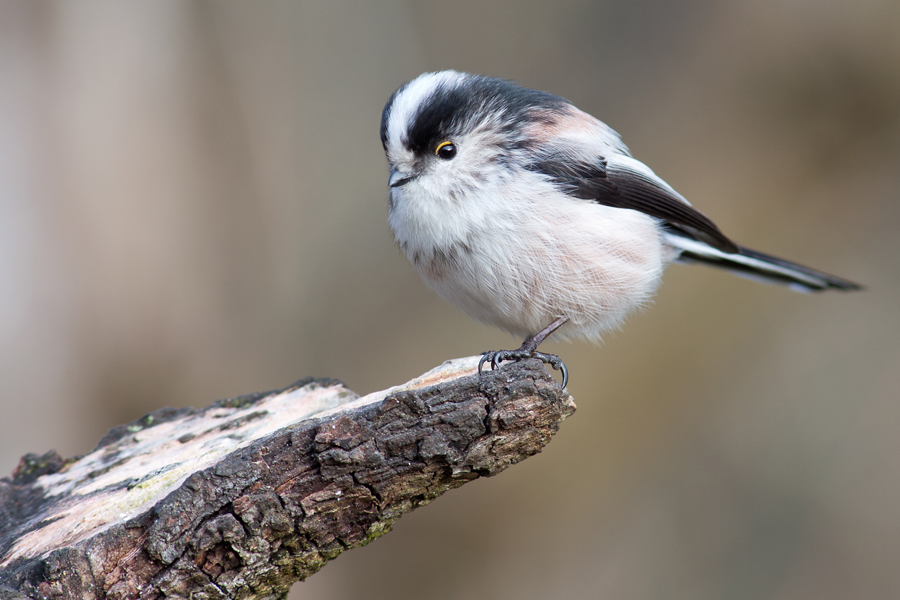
[[666, 233, 862, 293]]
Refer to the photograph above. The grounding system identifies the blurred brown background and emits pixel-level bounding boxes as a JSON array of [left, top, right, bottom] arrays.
[[1, 1, 898, 598]]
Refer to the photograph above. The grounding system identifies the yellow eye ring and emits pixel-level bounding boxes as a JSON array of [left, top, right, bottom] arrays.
[[435, 141, 457, 159]]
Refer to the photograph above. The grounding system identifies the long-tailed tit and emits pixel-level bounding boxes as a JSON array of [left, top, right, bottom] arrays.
[[380, 71, 860, 386]]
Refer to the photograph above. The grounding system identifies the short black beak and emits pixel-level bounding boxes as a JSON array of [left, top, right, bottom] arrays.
[[389, 169, 416, 188]]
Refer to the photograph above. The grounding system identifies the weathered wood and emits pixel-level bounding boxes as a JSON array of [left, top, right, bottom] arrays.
[[0, 357, 575, 600]]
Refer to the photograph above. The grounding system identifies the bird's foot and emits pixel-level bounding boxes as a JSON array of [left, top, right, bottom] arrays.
[[478, 349, 568, 388]]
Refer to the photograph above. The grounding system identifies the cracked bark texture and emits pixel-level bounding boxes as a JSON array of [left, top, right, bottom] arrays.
[[0, 357, 575, 600]]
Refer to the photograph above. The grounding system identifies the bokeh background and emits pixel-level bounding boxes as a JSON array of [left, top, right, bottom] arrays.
[[1, 1, 898, 598]]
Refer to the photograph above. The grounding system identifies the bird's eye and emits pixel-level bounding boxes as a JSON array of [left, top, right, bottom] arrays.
[[435, 141, 457, 160]]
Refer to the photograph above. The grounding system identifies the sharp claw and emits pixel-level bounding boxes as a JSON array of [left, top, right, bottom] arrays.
[[478, 353, 489, 376], [477, 346, 569, 387]]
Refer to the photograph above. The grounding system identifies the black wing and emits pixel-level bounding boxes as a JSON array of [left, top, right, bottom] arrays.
[[531, 155, 740, 254]]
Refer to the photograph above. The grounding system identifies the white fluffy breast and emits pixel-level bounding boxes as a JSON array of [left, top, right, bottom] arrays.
[[390, 171, 668, 342]]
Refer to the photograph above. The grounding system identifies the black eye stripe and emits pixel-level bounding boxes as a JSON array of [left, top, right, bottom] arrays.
[[395, 74, 568, 156]]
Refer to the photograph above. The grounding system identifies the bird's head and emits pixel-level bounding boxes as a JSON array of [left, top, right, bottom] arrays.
[[379, 71, 573, 208]]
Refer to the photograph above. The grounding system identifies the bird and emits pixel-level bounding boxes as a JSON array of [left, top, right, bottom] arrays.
[[380, 70, 860, 387]]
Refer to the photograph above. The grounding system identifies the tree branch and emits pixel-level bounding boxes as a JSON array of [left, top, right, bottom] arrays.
[[0, 357, 575, 600]]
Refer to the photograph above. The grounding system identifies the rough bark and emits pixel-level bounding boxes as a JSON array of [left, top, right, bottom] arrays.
[[0, 357, 575, 600]]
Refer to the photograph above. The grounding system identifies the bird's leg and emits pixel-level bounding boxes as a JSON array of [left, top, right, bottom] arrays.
[[478, 315, 570, 387]]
